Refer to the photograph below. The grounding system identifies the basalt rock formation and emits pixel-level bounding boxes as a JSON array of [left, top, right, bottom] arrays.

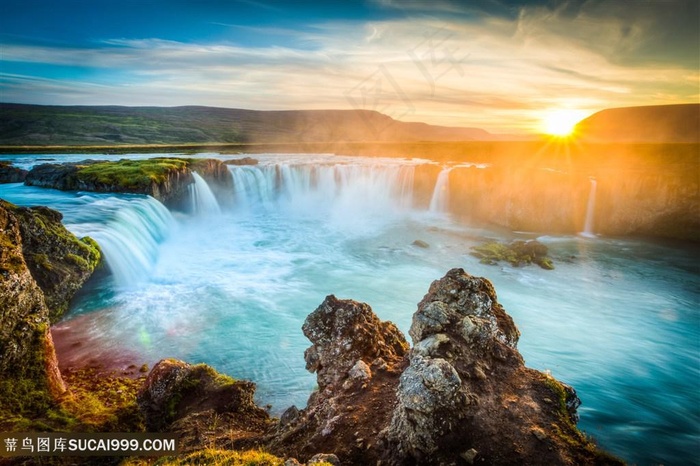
[[270, 269, 622, 465], [24, 158, 232, 207], [0, 201, 101, 425]]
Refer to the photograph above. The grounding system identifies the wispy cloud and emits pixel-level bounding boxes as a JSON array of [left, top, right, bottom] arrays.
[[1, 5, 697, 132]]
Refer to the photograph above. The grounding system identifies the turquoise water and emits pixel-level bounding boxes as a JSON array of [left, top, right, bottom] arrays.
[[1, 153, 698, 465]]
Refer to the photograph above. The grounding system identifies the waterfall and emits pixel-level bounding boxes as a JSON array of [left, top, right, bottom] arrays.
[[189, 172, 221, 216], [581, 178, 597, 237], [227, 163, 416, 215], [429, 167, 451, 213], [71, 196, 175, 288]]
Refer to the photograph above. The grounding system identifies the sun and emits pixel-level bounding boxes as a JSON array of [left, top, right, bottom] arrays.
[[541, 109, 588, 137]]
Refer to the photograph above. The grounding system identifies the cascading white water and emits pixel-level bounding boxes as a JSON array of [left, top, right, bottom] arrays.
[[2, 154, 698, 465], [70, 196, 175, 288], [227, 163, 416, 230], [429, 167, 451, 213], [189, 172, 221, 216], [582, 178, 597, 237]]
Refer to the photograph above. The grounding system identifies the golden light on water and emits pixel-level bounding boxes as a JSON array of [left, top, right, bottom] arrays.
[[541, 109, 589, 136]]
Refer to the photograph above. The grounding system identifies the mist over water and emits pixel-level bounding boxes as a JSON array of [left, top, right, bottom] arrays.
[[0, 153, 698, 466]]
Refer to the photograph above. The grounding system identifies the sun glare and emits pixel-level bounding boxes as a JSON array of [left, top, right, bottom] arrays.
[[541, 109, 588, 136]]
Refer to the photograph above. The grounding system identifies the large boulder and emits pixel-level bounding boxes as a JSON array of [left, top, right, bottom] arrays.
[[0, 161, 28, 183], [137, 359, 272, 451]]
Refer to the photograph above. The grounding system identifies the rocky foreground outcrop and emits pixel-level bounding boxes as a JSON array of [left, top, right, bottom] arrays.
[[24, 157, 232, 207], [261, 269, 621, 465], [131, 268, 620, 464], [0, 201, 100, 422]]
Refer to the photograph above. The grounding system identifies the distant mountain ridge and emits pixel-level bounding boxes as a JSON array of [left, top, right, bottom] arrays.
[[0, 103, 503, 146], [574, 103, 699, 143]]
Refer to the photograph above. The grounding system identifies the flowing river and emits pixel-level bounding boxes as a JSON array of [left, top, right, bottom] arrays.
[[1, 153, 698, 465]]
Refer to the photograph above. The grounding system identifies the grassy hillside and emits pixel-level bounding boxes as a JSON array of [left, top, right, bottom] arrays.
[[0, 103, 500, 146], [574, 104, 699, 143]]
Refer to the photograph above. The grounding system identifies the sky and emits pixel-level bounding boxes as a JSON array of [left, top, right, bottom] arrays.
[[0, 0, 698, 133]]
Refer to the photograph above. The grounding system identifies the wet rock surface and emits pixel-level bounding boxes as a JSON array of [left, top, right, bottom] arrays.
[[0, 161, 28, 183]]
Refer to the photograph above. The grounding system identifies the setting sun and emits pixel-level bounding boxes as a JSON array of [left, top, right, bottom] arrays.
[[542, 109, 589, 136]]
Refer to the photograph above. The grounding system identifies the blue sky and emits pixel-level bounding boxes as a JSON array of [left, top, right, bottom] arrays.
[[1, 0, 698, 132]]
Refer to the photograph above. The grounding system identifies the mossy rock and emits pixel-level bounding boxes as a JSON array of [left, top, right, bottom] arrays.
[[471, 240, 555, 270], [13, 205, 102, 322], [75, 157, 190, 190], [124, 449, 287, 466]]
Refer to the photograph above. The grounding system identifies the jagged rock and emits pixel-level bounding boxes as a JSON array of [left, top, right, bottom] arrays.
[[12, 205, 101, 322], [137, 359, 272, 451], [0, 161, 28, 183], [348, 360, 372, 382], [302, 295, 408, 391], [280, 405, 301, 428], [383, 268, 621, 465], [461, 448, 478, 464], [268, 269, 621, 466], [308, 453, 340, 465], [268, 295, 408, 464]]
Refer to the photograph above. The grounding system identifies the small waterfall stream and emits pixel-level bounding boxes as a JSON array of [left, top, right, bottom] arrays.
[[429, 167, 451, 213], [189, 172, 222, 216], [70, 196, 175, 288], [581, 178, 597, 237]]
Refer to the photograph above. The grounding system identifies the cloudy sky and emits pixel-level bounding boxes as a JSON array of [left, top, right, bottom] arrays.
[[1, 0, 698, 133]]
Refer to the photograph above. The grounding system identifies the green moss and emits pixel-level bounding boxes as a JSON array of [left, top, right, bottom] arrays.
[[471, 240, 555, 270], [76, 158, 190, 190], [122, 449, 287, 466], [541, 375, 624, 464], [191, 363, 237, 388], [161, 363, 237, 424], [64, 253, 87, 268], [0, 366, 146, 434], [60, 368, 146, 432]]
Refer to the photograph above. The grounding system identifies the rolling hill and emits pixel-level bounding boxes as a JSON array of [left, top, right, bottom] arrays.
[[574, 103, 700, 143], [0, 103, 501, 146]]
